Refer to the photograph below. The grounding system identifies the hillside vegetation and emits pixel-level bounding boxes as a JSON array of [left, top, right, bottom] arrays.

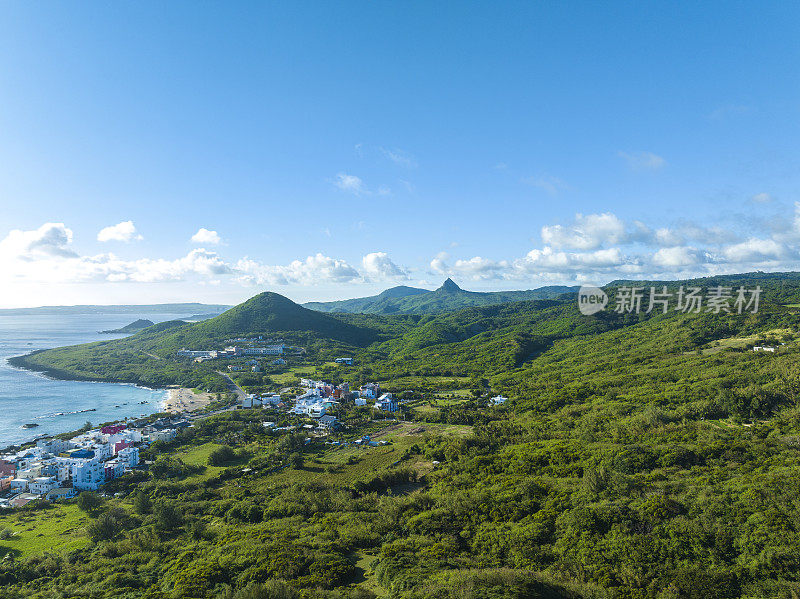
[[8, 273, 800, 597]]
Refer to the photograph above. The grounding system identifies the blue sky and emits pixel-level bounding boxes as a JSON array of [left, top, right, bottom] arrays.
[[1, 2, 799, 307]]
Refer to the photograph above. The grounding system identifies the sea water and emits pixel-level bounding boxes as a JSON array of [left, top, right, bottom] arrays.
[[0, 313, 189, 447]]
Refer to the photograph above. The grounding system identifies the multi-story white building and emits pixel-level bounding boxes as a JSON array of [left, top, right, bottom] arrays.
[[28, 476, 59, 495], [10, 478, 29, 492], [16, 465, 43, 480], [244, 345, 284, 356], [261, 393, 282, 407], [359, 383, 380, 399], [292, 398, 327, 418], [176, 349, 218, 359], [36, 438, 73, 456], [242, 395, 262, 408], [117, 446, 139, 468], [149, 429, 176, 443], [72, 459, 105, 491]]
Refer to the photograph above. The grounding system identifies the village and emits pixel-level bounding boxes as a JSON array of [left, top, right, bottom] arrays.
[[0, 371, 460, 510]]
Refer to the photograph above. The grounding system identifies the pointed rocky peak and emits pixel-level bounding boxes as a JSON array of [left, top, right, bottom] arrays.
[[438, 278, 462, 293]]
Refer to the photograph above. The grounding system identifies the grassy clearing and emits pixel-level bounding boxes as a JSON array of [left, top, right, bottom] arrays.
[[272, 366, 317, 386], [378, 375, 471, 389], [0, 503, 91, 559], [174, 442, 227, 481], [692, 328, 795, 355], [352, 550, 385, 597], [257, 422, 469, 488]]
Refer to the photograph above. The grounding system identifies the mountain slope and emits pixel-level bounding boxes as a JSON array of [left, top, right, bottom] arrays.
[[185, 292, 378, 346], [10, 292, 382, 389], [99, 319, 155, 334], [302, 285, 429, 313], [304, 278, 579, 314]]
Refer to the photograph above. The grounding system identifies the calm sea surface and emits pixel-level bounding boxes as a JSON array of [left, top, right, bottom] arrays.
[[0, 313, 189, 447]]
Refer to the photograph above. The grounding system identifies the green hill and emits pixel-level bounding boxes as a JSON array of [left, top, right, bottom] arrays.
[[10, 292, 383, 389], [99, 319, 155, 334], [303, 278, 579, 314], [186, 292, 378, 346]]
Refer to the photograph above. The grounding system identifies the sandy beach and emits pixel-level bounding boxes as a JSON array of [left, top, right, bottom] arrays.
[[162, 386, 215, 413]]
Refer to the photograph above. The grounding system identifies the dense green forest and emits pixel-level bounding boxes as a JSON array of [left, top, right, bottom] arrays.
[[7, 272, 800, 597]]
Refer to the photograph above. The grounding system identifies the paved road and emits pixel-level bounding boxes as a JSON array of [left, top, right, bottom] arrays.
[[216, 371, 247, 401]]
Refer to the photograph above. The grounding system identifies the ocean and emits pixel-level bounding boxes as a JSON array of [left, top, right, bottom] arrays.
[[0, 313, 190, 447]]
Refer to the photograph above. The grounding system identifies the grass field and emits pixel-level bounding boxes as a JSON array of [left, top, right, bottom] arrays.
[[378, 375, 471, 389], [256, 422, 470, 488], [272, 366, 317, 386], [0, 503, 91, 559], [691, 328, 795, 355]]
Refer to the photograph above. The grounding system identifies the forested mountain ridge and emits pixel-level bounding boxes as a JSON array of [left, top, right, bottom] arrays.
[[303, 278, 579, 314]]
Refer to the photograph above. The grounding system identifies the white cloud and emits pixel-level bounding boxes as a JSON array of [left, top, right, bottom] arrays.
[[362, 252, 407, 279], [618, 151, 666, 171], [517, 247, 628, 272], [541, 213, 626, 250], [451, 256, 510, 280], [334, 173, 367, 195], [751, 192, 772, 203], [430, 252, 450, 274], [652, 246, 704, 268], [721, 238, 785, 263], [0, 222, 232, 284], [97, 221, 143, 243], [191, 228, 222, 245], [381, 147, 417, 168], [0, 222, 77, 259], [653, 228, 685, 247], [236, 253, 360, 286]]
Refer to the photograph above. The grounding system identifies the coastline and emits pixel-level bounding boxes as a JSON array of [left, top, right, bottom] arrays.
[[162, 387, 215, 413], [2, 352, 167, 447], [8, 352, 215, 414]]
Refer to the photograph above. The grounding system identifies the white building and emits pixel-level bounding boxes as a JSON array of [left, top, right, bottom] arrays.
[[261, 393, 282, 407], [359, 383, 380, 399], [242, 395, 263, 408], [292, 398, 326, 418], [244, 345, 284, 356], [177, 349, 218, 359], [490, 395, 508, 406], [28, 476, 58, 495], [118, 446, 140, 468], [16, 466, 43, 480], [72, 459, 105, 491], [355, 397, 367, 406], [36, 438, 73, 455], [149, 429, 176, 443], [10, 478, 29, 492]]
